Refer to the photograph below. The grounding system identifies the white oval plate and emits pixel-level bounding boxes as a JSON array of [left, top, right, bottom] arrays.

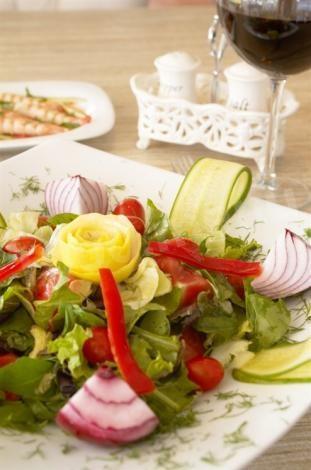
[[0, 81, 115, 151], [0, 140, 310, 470]]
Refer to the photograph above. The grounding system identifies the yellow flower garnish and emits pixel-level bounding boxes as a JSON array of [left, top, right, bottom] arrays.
[[51, 213, 141, 282]]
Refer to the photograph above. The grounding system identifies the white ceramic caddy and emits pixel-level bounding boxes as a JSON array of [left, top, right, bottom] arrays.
[[0, 140, 310, 470], [0, 81, 115, 151]]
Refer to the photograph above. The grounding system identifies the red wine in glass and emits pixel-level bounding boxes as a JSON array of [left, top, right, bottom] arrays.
[[217, 0, 311, 208]]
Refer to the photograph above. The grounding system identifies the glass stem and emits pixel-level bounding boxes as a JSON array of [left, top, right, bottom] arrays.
[[260, 78, 286, 190]]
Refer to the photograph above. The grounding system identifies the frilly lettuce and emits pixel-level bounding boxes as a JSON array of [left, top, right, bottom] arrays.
[[0, 211, 53, 246], [121, 257, 172, 309], [47, 324, 92, 381]]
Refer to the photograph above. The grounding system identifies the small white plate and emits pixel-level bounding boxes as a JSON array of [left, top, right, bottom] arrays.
[[0, 81, 115, 151], [0, 140, 310, 470]]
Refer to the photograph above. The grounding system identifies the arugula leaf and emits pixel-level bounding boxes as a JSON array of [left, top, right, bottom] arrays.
[[47, 324, 92, 381], [0, 357, 54, 398], [130, 335, 175, 380], [0, 307, 34, 352], [245, 283, 290, 351], [25, 394, 65, 423], [140, 310, 170, 336], [47, 213, 78, 225], [0, 402, 44, 432], [224, 234, 262, 260], [145, 366, 196, 424], [133, 326, 180, 364], [194, 292, 244, 345], [51, 303, 105, 335], [34, 283, 84, 329], [125, 302, 166, 333], [145, 199, 172, 242], [202, 272, 244, 308], [156, 287, 183, 315]]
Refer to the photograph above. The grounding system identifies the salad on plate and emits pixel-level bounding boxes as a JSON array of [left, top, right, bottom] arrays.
[[0, 157, 310, 445]]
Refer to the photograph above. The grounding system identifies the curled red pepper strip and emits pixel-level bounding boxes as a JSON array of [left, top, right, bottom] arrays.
[[0, 237, 44, 283], [148, 238, 262, 278], [99, 268, 155, 395]]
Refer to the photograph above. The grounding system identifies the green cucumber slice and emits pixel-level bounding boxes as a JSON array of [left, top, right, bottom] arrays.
[[232, 338, 311, 384], [170, 158, 252, 242], [233, 360, 311, 384]]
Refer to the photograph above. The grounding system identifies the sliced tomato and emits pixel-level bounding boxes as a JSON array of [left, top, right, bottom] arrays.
[[186, 356, 224, 391], [181, 326, 205, 362], [34, 267, 60, 301], [155, 255, 211, 308], [113, 198, 145, 235], [82, 326, 113, 365]]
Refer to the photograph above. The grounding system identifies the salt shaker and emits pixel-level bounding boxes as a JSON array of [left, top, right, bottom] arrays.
[[224, 61, 269, 112], [154, 51, 201, 102]]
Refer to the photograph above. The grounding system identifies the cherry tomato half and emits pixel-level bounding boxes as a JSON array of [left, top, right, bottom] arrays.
[[186, 356, 224, 391], [155, 255, 212, 308], [181, 326, 205, 362], [113, 198, 145, 235], [34, 267, 60, 301], [83, 326, 113, 365]]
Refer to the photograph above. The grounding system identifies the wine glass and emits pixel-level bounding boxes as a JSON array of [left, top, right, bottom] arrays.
[[216, 0, 311, 208]]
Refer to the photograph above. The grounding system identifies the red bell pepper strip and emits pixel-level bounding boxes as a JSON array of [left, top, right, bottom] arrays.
[[148, 238, 262, 278], [0, 236, 44, 283], [99, 268, 155, 395]]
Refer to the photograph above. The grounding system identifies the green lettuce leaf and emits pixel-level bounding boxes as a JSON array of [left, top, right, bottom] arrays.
[[125, 302, 166, 332], [145, 366, 197, 424], [145, 199, 172, 242], [139, 310, 170, 336], [34, 283, 84, 329], [0, 402, 43, 432], [194, 291, 244, 345], [224, 234, 262, 260], [0, 282, 35, 318], [130, 325, 181, 381], [50, 303, 105, 335], [133, 326, 180, 364], [130, 335, 175, 380], [0, 357, 54, 398], [0, 394, 65, 432], [202, 272, 244, 308], [155, 287, 183, 315], [0, 307, 34, 352], [245, 283, 290, 351], [47, 324, 92, 381], [47, 213, 78, 225]]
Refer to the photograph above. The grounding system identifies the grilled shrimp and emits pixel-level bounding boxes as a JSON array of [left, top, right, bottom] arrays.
[[0, 92, 90, 127], [13, 101, 90, 127], [0, 111, 66, 136]]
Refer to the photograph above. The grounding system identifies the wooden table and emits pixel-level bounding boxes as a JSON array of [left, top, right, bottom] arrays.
[[0, 5, 310, 469]]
